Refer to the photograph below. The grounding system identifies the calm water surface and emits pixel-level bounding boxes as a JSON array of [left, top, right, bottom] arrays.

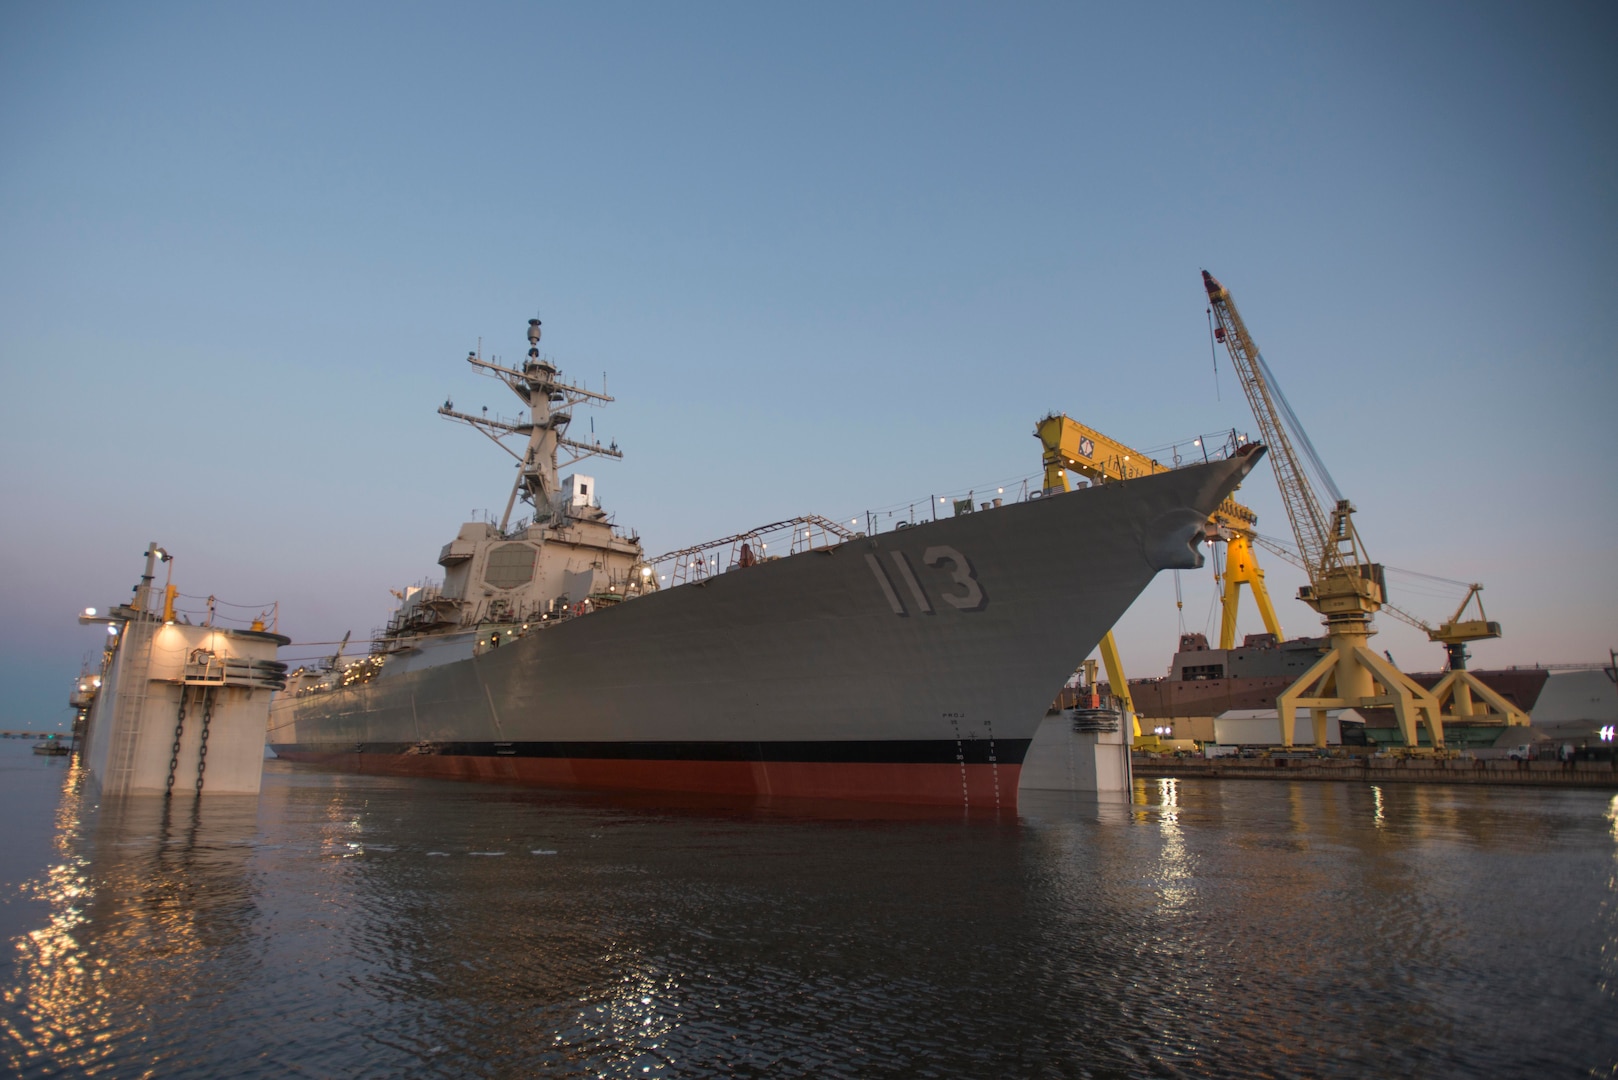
[[2, 739, 1614, 1078]]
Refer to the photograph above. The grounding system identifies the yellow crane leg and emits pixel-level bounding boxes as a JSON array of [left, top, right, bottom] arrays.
[[1356, 646, 1447, 750], [1217, 531, 1283, 649], [1428, 670, 1529, 726], [1097, 630, 1144, 745], [1277, 638, 1446, 750], [1277, 649, 1338, 748], [1450, 677, 1476, 718], [1042, 457, 1068, 495]]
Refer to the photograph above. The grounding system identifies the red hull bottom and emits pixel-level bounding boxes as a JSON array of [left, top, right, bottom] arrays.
[[273, 751, 1022, 809]]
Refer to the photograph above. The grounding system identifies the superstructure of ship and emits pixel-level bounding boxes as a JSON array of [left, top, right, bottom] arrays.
[[268, 315, 1265, 806]]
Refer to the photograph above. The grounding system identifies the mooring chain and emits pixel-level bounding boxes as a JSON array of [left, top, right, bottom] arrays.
[[195, 688, 214, 795], [164, 690, 189, 798]]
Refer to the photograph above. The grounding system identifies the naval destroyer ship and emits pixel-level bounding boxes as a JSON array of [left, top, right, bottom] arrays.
[[268, 316, 1264, 806]]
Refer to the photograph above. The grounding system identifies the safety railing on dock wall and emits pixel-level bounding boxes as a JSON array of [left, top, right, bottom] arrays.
[[1133, 755, 1618, 787]]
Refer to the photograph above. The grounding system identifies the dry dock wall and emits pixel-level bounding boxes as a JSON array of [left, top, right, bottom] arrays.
[[1019, 712, 1131, 793], [83, 621, 284, 797], [1134, 757, 1618, 788]]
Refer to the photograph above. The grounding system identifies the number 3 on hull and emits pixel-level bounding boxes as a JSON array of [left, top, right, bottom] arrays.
[[865, 546, 986, 616]]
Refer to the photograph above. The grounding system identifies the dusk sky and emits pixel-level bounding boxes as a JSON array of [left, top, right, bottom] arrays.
[[3, 2, 1614, 729]]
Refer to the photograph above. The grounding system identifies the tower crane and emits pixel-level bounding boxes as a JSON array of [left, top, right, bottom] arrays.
[[1203, 270, 1446, 750], [1035, 415, 1284, 746], [1422, 586, 1527, 724]]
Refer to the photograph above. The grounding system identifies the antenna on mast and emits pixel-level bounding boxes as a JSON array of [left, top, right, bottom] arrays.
[[438, 312, 624, 532]]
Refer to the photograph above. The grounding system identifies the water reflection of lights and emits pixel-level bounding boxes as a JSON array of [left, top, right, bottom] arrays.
[[1372, 785, 1386, 829], [1151, 778, 1195, 913], [1157, 777, 1180, 821], [314, 790, 368, 859], [4, 767, 260, 1076], [3, 756, 104, 1073], [1608, 794, 1618, 844], [560, 968, 682, 1075]]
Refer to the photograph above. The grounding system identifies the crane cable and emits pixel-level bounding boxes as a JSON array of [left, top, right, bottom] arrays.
[[1173, 569, 1187, 635], [1250, 530, 1467, 632], [1253, 349, 1343, 505]]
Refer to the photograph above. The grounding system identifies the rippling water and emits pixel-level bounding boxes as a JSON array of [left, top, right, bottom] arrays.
[[2, 739, 1614, 1078]]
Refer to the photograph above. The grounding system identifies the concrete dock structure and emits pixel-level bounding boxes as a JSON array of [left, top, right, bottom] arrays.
[[1019, 708, 1133, 794], [79, 544, 288, 798]]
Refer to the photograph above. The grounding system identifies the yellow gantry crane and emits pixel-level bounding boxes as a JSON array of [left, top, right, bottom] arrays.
[[1422, 586, 1527, 724], [1203, 269, 1465, 749], [1244, 524, 1525, 727], [1037, 415, 1283, 648], [1035, 414, 1283, 746]]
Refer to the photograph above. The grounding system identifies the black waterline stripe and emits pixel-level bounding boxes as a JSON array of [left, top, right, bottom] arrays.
[[273, 739, 1031, 766]]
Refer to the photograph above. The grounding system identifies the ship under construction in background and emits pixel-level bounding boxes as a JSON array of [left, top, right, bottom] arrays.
[[1124, 631, 1548, 750], [268, 315, 1264, 806]]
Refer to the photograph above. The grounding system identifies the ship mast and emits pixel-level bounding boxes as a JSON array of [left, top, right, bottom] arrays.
[[437, 317, 623, 531]]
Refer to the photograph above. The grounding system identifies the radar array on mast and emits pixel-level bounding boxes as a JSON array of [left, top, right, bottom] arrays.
[[438, 317, 624, 532]]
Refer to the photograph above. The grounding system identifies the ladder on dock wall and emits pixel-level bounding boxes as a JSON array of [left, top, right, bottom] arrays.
[[104, 620, 157, 796]]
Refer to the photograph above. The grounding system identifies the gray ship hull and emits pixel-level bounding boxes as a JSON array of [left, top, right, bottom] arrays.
[[271, 449, 1262, 806]]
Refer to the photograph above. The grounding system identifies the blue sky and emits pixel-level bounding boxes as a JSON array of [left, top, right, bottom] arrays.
[[3, 2, 1614, 728]]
